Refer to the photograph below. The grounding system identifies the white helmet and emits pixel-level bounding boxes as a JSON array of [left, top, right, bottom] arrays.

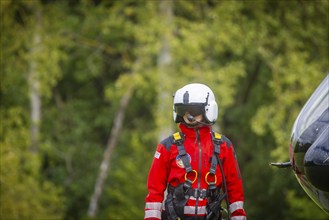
[[173, 83, 218, 125]]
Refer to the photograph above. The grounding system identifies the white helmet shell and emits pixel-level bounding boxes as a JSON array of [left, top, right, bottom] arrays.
[[173, 83, 218, 124]]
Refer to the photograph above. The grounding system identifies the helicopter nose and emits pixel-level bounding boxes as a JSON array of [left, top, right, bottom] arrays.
[[304, 126, 329, 193]]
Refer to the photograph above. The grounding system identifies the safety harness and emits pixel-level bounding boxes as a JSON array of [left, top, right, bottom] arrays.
[[163, 131, 230, 220]]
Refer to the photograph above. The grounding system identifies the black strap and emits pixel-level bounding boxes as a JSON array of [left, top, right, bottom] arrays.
[[166, 184, 188, 219], [216, 153, 231, 219], [207, 131, 222, 190], [206, 131, 231, 219], [167, 131, 230, 219], [164, 192, 180, 220], [172, 132, 194, 189], [171, 131, 223, 190], [173, 132, 192, 173], [210, 131, 222, 175]]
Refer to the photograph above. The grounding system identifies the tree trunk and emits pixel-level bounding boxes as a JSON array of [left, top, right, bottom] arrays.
[[87, 85, 134, 217], [29, 6, 42, 153], [157, 0, 174, 141]]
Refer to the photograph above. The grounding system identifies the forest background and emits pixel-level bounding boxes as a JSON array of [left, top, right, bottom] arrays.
[[1, 0, 328, 219]]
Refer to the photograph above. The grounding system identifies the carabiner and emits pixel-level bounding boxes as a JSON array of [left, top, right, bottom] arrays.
[[205, 171, 217, 185], [185, 170, 198, 184]]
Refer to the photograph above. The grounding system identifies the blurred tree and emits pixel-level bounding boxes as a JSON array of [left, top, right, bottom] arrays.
[[222, 1, 329, 219], [1, 0, 328, 220], [157, 0, 174, 141], [0, 108, 64, 219], [28, 3, 42, 153], [1, 0, 65, 219]]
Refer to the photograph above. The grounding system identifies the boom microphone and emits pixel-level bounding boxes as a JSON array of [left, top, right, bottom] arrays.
[[187, 114, 196, 122], [187, 114, 209, 126]]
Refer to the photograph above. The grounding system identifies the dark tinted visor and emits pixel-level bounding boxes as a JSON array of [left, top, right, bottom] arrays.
[[175, 104, 205, 117]]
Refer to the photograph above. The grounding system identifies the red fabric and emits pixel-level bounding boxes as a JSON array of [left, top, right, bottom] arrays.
[[144, 123, 246, 219]]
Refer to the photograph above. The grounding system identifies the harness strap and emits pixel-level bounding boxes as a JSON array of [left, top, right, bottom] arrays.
[[211, 132, 222, 173], [208, 131, 222, 190], [166, 184, 188, 219], [168, 185, 208, 200], [172, 132, 193, 174], [164, 192, 180, 220], [166, 131, 228, 219]]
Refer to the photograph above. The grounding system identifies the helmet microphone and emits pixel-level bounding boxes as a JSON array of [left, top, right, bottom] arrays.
[[187, 114, 196, 122], [187, 114, 210, 126]]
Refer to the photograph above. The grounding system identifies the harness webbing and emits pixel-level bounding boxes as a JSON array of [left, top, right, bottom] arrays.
[[173, 132, 193, 173], [208, 131, 222, 190], [164, 131, 230, 220], [173, 132, 196, 191]]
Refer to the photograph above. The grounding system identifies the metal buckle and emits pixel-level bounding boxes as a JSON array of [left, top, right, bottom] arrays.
[[200, 189, 207, 199], [205, 171, 217, 185], [193, 189, 207, 199], [184, 170, 197, 184]]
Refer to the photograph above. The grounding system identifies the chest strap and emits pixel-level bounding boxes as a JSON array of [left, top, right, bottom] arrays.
[[207, 131, 222, 190], [172, 132, 196, 190], [172, 131, 223, 190], [167, 131, 229, 219]]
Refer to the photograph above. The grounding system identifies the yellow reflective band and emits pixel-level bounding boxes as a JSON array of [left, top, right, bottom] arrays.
[[173, 132, 182, 141], [214, 132, 221, 140]]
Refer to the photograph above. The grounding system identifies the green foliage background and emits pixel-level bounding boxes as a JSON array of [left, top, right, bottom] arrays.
[[1, 0, 328, 219]]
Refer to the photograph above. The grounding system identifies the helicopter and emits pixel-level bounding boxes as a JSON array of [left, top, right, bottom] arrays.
[[271, 74, 329, 215]]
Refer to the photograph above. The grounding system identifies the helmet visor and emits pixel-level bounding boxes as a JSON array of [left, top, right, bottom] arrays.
[[175, 104, 205, 117]]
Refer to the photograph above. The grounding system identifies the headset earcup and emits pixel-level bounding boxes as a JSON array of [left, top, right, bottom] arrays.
[[173, 105, 178, 122], [205, 101, 218, 123]]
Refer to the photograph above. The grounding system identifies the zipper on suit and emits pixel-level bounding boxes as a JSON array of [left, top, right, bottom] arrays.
[[195, 128, 202, 217]]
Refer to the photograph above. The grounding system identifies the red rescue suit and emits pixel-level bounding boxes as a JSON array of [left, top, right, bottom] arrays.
[[144, 123, 246, 220]]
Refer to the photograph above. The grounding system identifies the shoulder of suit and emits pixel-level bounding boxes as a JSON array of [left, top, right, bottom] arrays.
[[221, 135, 232, 148], [159, 136, 172, 151], [159, 132, 184, 151], [212, 131, 232, 148]]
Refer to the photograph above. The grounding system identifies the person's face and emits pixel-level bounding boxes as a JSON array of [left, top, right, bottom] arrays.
[[183, 112, 203, 125]]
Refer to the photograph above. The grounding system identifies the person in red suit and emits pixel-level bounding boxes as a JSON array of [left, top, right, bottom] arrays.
[[144, 83, 247, 220]]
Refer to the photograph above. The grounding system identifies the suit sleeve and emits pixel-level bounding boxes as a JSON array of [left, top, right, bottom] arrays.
[[144, 143, 170, 220], [223, 140, 247, 220]]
